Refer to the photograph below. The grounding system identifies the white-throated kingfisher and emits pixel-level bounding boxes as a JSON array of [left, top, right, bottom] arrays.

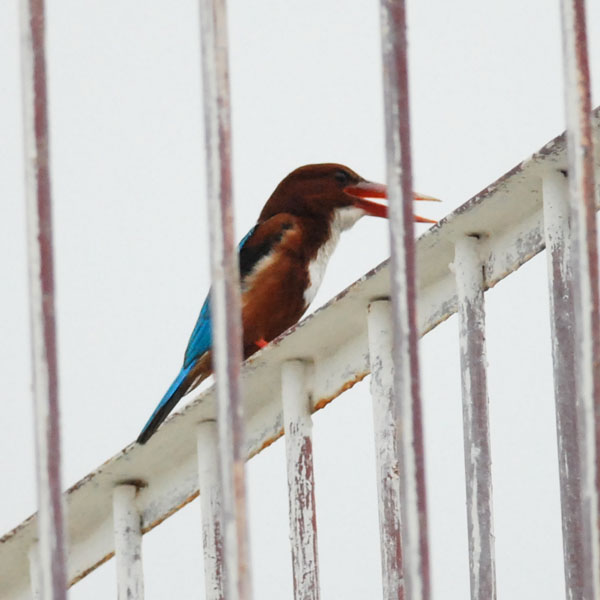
[[137, 163, 436, 443]]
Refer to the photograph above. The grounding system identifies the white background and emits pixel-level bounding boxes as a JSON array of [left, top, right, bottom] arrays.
[[1, 0, 600, 598]]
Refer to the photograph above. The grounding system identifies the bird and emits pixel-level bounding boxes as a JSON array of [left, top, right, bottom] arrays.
[[137, 163, 437, 443]]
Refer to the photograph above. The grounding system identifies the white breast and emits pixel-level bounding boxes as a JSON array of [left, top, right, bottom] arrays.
[[303, 206, 365, 306]]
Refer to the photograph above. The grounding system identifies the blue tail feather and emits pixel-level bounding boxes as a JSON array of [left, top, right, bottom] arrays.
[[137, 363, 194, 444]]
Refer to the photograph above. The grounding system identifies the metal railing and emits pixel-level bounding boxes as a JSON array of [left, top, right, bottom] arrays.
[[4, 0, 599, 599], [19, 1, 67, 598]]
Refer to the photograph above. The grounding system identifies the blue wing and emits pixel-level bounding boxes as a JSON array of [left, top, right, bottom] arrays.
[[137, 226, 258, 444], [183, 294, 212, 368], [183, 225, 257, 368]]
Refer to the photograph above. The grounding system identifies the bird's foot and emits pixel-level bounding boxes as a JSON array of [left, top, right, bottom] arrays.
[[255, 338, 269, 349]]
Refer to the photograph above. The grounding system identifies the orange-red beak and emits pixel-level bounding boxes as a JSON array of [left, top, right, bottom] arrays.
[[344, 181, 439, 224]]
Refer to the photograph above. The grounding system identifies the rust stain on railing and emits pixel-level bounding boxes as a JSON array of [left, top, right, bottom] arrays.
[[19, 0, 67, 597], [453, 237, 496, 600], [368, 300, 405, 600], [198, 0, 252, 597], [542, 172, 586, 600], [379, 0, 431, 597], [559, 0, 600, 597], [283, 361, 320, 600]]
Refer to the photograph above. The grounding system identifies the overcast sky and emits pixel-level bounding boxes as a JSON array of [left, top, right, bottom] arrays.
[[2, 1, 600, 598]]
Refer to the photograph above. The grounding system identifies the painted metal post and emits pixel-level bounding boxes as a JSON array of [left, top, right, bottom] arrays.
[[113, 485, 144, 600], [29, 544, 41, 600], [453, 237, 496, 600], [197, 421, 225, 600], [542, 171, 586, 600], [559, 2, 600, 598], [198, 0, 253, 599], [379, 1, 431, 598], [282, 361, 320, 600], [367, 300, 404, 600], [19, 0, 68, 598]]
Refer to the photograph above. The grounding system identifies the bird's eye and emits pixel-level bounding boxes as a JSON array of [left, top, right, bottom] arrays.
[[334, 170, 350, 185]]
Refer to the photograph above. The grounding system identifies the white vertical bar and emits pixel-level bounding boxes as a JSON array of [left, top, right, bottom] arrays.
[[379, 1, 431, 598], [198, 0, 252, 598], [282, 360, 320, 600], [453, 237, 496, 600], [113, 485, 144, 600], [559, 2, 600, 598], [367, 300, 404, 600], [19, 0, 67, 598], [542, 172, 587, 599], [197, 421, 225, 600], [29, 544, 41, 600]]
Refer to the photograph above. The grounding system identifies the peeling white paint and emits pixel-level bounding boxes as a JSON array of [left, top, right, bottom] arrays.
[[542, 172, 585, 600], [19, 0, 68, 597], [197, 422, 225, 600], [454, 236, 496, 600], [367, 301, 404, 600], [113, 485, 144, 600], [282, 361, 320, 600], [552, 4, 600, 589], [198, 0, 252, 598]]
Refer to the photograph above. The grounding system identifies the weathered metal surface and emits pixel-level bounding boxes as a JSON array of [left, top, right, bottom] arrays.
[[367, 301, 404, 600], [0, 111, 599, 599], [560, 2, 600, 598], [453, 237, 496, 600], [18, 0, 67, 598], [542, 172, 586, 600], [197, 421, 225, 600], [379, 1, 430, 598], [198, 0, 252, 598], [112, 485, 144, 599], [28, 545, 40, 599], [282, 361, 320, 600]]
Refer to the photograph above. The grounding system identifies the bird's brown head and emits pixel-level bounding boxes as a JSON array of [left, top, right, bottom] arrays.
[[259, 163, 437, 225]]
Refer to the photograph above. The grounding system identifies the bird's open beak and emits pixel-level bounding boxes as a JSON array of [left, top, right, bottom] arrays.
[[344, 181, 439, 224]]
